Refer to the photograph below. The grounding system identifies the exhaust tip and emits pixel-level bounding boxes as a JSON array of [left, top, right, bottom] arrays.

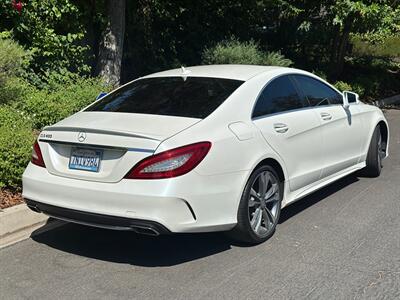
[[24, 198, 41, 213], [27, 204, 41, 213], [131, 225, 160, 236]]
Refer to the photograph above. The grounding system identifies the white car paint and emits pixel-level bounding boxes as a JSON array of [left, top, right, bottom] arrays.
[[22, 65, 389, 234]]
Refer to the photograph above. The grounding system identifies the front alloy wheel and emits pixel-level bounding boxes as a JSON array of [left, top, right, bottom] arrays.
[[362, 125, 385, 177]]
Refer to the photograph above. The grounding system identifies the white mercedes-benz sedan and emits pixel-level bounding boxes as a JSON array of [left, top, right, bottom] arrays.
[[23, 65, 389, 244]]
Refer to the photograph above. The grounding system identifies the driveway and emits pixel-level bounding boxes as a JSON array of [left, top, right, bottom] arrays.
[[1, 110, 399, 300]]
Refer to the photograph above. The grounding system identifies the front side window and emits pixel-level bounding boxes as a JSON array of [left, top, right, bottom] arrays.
[[252, 75, 304, 118], [86, 77, 244, 119], [293, 75, 343, 106]]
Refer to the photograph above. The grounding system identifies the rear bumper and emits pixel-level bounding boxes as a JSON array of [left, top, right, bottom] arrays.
[[25, 199, 170, 235], [22, 163, 247, 233]]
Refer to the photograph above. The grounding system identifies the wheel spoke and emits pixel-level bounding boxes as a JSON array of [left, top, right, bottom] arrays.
[[265, 207, 275, 225], [265, 193, 279, 204], [250, 207, 258, 228], [265, 183, 278, 200], [249, 188, 261, 207], [254, 210, 262, 233], [250, 188, 260, 200], [377, 134, 384, 166], [262, 208, 270, 229], [378, 135, 385, 158], [251, 207, 262, 231], [259, 172, 271, 197]]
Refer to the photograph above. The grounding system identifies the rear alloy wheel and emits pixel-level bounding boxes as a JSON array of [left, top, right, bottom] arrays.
[[362, 125, 385, 177], [228, 165, 283, 244]]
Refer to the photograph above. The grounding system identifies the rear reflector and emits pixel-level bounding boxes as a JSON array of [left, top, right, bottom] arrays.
[[125, 142, 211, 179], [31, 140, 46, 168]]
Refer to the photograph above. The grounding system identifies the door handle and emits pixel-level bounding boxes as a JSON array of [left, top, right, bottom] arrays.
[[320, 112, 332, 121], [273, 123, 289, 133]]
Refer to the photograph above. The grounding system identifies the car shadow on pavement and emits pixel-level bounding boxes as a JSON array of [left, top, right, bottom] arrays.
[[31, 174, 359, 267], [31, 222, 235, 267], [279, 174, 359, 224]]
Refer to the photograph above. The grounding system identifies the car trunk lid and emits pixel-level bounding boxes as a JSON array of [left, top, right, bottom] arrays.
[[38, 112, 200, 182]]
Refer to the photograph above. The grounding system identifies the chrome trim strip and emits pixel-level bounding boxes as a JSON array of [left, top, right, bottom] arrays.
[[39, 139, 155, 153], [127, 148, 154, 153]]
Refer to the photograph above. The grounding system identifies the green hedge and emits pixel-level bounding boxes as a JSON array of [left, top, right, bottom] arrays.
[[0, 36, 109, 189], [0, 77, 108, 189], [15, 77, 108, 129], [0, 106, 35, 189]]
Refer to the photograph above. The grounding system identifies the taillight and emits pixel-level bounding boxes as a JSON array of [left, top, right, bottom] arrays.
[[125, 142, 211, 179], [31, 140, 46, 168]]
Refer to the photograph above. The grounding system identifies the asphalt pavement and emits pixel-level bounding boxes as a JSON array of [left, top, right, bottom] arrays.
[[1, 110, 399, 300]]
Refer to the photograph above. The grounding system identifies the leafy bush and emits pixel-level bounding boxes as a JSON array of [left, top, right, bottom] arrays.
[[334, 81, 352, 92], [1, 0, 91, 82], [202, 39, 293, 67], [0, 38, 30, 82], [312, 70, 328, 81], [0, 38, 33, 106], [15, 77, 109, 129], [352, 35, 400, 58], [263, 51, 293, 67], [334, 81, 365, 97], [0, 106, 35, 189], [342, 55, 400, 100], [0, 76, 31, 105]]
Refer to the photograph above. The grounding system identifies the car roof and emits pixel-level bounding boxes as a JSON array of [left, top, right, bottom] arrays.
[[142, 64, 286, 81]]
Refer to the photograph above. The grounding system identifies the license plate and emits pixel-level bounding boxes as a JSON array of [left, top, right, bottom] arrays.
[[69, 148, 103, 172]]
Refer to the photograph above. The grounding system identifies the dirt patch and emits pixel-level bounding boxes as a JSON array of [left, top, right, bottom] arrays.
[[0, 189, 23, 209]]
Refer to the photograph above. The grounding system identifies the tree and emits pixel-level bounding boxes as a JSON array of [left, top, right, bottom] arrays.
[[96, 0, 126, 87], [328, 0, 400, 78], [0, 0, 90, 84]]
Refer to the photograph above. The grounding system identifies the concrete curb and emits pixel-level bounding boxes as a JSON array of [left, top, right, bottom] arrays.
[[0, 203, 60, 249]]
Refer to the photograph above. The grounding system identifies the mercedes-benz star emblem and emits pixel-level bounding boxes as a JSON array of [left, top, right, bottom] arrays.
[[78, 132, 86, 142]]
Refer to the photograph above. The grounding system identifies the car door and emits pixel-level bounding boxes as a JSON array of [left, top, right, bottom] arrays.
[[292, 75, 364, 179], [252, 75, 325, 192]]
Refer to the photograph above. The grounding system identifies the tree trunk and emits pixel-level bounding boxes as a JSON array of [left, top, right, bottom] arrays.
[[330, 16, 354, 79], [96, 0, 126, 87], [335, 28, 350, 78]]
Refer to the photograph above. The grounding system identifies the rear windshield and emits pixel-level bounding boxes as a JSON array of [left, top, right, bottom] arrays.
[[85, 77, 243, 119]]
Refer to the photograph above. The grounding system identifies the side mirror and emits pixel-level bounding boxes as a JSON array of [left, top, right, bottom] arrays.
[[342, 91, 359, 109], [96, 92, 108, 100]]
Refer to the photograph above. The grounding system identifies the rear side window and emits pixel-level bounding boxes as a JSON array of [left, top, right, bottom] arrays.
[[252, 75, 304, 118], [293, 75, 342, 106], [86, 77, 243, 119]]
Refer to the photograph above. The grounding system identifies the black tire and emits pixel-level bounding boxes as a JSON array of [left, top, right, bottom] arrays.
[[227, 164, 283, 244], [361, 125, 383, 177]]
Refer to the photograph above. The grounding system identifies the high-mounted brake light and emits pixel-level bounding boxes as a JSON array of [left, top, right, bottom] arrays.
[[31, 140, 46, 168], [125, 142, 211, 179]]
